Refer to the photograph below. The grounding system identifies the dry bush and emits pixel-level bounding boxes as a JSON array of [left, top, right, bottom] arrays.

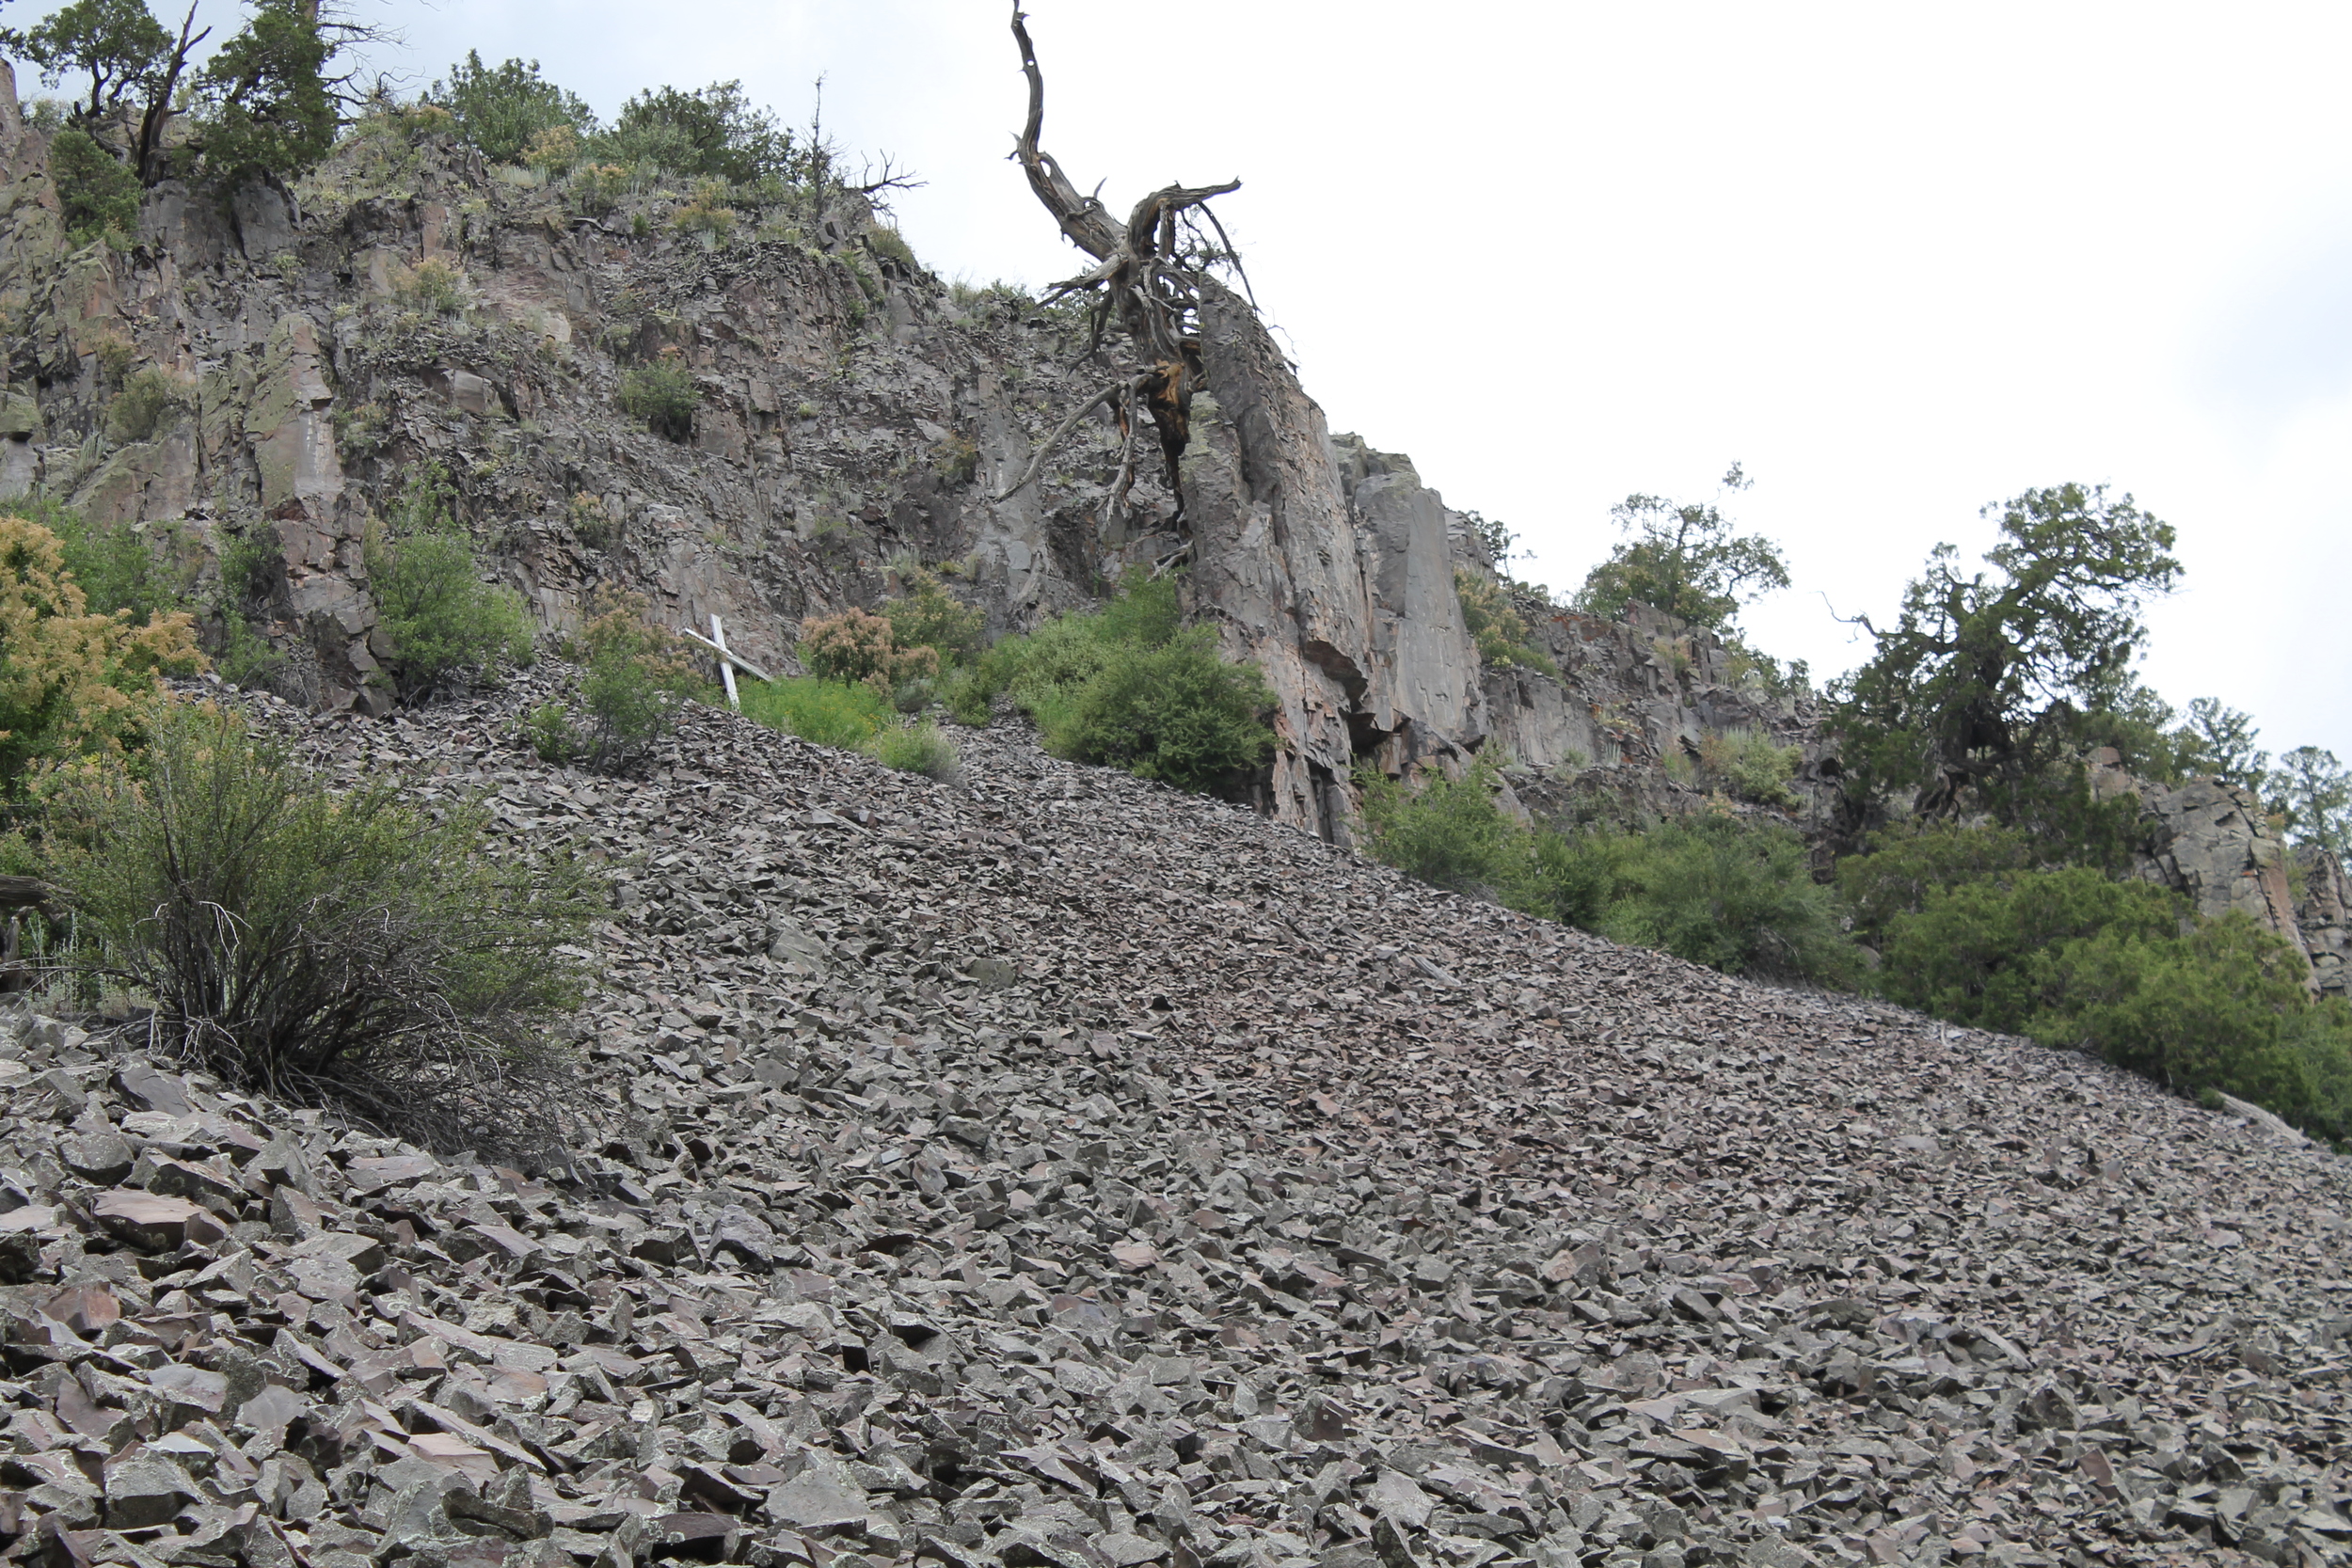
[[40, 706, 598, 1164], [799, 607, 938, 687]]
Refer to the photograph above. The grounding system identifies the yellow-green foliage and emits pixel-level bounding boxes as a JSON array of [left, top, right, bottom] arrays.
[[395, 258, 467, 315], [739, 675, 893, 751], [568, 163, 631, 216], [870, 720, 960, 783], [1698, 727, 1801, 808], [105, 368, 189, 445], [867, 226, 917, 272], [1454, 571, 1558, 678], [527, 588, 707, 771], [672, 182, 737, 237], [0, 514, 202, 793]]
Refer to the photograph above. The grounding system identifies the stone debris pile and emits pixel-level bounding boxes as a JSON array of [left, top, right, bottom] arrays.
[[2, 682, 2348, 1568]]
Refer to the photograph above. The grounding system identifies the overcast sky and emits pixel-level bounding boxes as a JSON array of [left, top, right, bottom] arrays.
[[20, 1, 2349, 760]]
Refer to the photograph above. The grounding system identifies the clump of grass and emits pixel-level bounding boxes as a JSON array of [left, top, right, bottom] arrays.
[[395, 258, 468, 315], [739, 674, 893, 751], [871, 720, 961, 783]]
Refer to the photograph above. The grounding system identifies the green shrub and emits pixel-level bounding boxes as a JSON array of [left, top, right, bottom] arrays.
[[1698, 726, 1801, 808], [1875, 866, 2181, 1030], [37, 705, 596, 1162], [672, 182, 736, 238], [1592, 815, 1856, 984], [1359, 761, 1523, 894], [364, 468, 533, 702], [739, 674, 892, 750], [868, 226, 917, 273], [871, 720, 960, 783], [215, 610, 285, 689], [394, 258, 467, 316], [105, 367, 188, 445], [594, 80, 790, 184], [617, 353, 698, 440], [1455, 571, 1558, 677], [530, 589, 707, 770], [1043, 633, 1275, 792], [427, 52, 595, 165], [1874, 863, 2352, 1139], [49, 128, 140, 247], [1359, 767, 1852, 985], [1836, 819, 2039, 946], [882, 571, 983, 665], [957, 575, 1273, 793], [26, 500, 187, 627]]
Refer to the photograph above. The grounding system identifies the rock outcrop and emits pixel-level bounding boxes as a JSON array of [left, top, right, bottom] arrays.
[[0, 78, 1819, 840]]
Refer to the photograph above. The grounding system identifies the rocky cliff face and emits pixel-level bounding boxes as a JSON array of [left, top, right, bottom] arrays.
[[0, 67, 1827, 847]]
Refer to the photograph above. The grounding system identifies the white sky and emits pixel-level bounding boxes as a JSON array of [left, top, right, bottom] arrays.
[[22, 1, 2351, 760]]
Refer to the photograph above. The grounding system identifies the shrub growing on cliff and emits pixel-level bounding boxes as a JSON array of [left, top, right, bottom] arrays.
[[595, 81, 791, 184], [47, 128, 141, 247], [1455, 572, 1557, 677], [951, 574, 1275, 795], [105, 366, 187, 444], [617, 353, 698, 441], [39, 705, 596, 1161], [1698, 727, 1801, 808], [0, 513, 200, 795]]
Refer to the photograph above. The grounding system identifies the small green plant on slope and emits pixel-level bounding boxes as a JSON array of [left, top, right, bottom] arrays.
[[1359, 762, 1853, 987], [364, 466, 534, 703], [1698, 727, 1801, 808], [617, 350, 699, 441], [799, 606, 940, 689], [37, 704, 597, 1162], [105, 366, 187, 444], [951, 574, 1275, 796], [738, 674, 893, 751], [871, 719, 960, 784], [882, 569, 983, 665], [525, 589, 709, 771]]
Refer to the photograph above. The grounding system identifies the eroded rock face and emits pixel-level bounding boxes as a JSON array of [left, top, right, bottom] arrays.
[[2296, 845, 2351, 999], [0, 97, 1832, 837]]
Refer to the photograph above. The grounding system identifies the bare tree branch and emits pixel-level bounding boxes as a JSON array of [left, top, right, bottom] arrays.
[[990, 378, 1135, 502]]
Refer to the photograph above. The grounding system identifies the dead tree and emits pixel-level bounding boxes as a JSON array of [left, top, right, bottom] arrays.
[[993, 7, 1254, 528]]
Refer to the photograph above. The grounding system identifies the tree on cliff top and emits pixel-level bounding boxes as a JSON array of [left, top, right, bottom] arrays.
[[4, 0, 362, 186], [1570, 464, 1790, 633], [1832, 483, 2180, 827]]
